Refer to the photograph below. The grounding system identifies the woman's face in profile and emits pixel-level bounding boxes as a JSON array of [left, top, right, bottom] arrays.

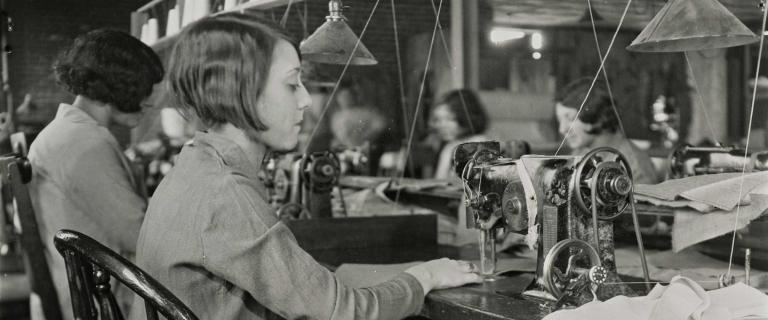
[[555, 102, 595, 151], [249, 40, 312, 151], [430, 104, 463, 142]]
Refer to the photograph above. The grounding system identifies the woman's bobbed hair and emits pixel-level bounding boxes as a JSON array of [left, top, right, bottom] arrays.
[[556, 78, 619, 135], [434, 89, 489, 138], [54, 29, 163, 113], [167, 13, 296, 131]]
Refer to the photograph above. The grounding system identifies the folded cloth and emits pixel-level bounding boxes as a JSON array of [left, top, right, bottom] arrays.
[[634, 194, 714, 213], [543, 276, 768, 320], [635, 173, 748, 201], [672, 193, 768, 252], [680, 172, 768, 211], [635, 172, 768, 211]]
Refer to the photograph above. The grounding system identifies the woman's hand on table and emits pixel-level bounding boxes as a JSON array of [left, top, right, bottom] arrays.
[[405, 258, 483, 293]]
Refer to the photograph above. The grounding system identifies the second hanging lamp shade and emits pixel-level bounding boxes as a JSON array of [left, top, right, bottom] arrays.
[[299, 0, 377, 65], [627, 0, 758, 52]]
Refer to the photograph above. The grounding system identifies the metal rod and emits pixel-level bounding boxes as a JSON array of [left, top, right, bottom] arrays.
[[745, 248, 751, 286], [479, 229, 496, 276], [629, 193, 651, 291], [336, 186, 348, 217], [590, 175, 601, 251]]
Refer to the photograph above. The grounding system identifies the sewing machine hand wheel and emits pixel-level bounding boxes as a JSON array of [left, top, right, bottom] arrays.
[[542, 239, 603, 300], [301, 152, 341, 193], [571, 147, 632, 220]]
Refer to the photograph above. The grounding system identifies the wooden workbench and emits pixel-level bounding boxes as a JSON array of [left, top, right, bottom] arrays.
[[422, 274, 551, 320]]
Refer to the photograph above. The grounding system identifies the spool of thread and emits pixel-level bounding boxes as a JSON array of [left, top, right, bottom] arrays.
[[197, 0, 210, 21], [166, 6, 180, 36], [224, 0, 237, 10], [181, 0, 196, 27], [140, 22, 149, 44], [745, 248, 752, 286], [146, 18, 159, 45], [182, 0, 211, 26]]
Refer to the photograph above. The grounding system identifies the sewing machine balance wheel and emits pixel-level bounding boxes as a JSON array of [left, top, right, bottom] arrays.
[[571, 147, 633, 220], [542, 238, 604, 299]]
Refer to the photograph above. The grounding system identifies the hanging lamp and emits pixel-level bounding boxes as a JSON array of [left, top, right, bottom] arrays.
[[627, 0, 758, 52], [299, 0, 377, 65]]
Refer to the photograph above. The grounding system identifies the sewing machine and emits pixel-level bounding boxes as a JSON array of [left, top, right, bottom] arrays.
[[267, 151, 341, 220], [669, 145, 768, 179], [454, 141, 650, 308]]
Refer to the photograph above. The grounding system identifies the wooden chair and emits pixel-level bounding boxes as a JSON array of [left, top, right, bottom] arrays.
[[0, 152, 62, 320], [53, 229, 198, 320]]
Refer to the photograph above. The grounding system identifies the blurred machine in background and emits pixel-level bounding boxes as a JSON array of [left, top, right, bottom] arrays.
[[669, 145, 768, 179]]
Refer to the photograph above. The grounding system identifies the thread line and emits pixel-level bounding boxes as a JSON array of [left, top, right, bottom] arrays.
[[726, 2, 768, 278], [554, 0, 633, 156], [391, 0, 443, 209]]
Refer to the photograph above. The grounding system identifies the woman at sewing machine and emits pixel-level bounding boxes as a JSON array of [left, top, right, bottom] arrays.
[[431, 89, 490, 180], [555, 78, 660, 184], [129, 13, 482, 320]]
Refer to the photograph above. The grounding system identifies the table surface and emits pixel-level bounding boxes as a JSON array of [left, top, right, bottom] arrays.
[[422, 274, 553, 320], [307, 244, 565, 320]]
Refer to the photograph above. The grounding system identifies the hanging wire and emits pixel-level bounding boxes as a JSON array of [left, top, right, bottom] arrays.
[[391, 0, 408, 139], [428, 0, 476, 135], [293, 0, 308, 37], [302, 0, 308, 39], [726, 1, 768, 278], [554, 0, 633, 156], [391, 0, 444, 208], [684, 51, 722, 146], [389, 0, 416, 181], [302, 0, 382, 154], [587, 0, 627, 138], [279, 0, 294, 28]]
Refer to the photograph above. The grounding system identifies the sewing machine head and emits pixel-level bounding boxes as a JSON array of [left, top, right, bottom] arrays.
[[266, 151, 341, 220], [669, 145, 768, 179], [455, 141, 644, 307]]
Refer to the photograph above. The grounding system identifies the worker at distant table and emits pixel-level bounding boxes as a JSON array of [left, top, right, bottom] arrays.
[[555, 78, 660, 184]]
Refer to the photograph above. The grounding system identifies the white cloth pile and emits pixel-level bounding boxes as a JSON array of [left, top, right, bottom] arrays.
[[634, 172, 768, 251], [544, 276, 768, 320]]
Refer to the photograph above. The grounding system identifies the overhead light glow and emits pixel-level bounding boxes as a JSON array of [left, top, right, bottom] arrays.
[[531, 32, 543, 50], [532, 51, 542, 60], [490, 27, 526, 45]]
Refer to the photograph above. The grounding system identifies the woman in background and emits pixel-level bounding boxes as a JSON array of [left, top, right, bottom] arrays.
[[431, 89, 490, 180], [555, 78, 659, 184], [28, 29, 163, 319], [131, 13, 481, 320]]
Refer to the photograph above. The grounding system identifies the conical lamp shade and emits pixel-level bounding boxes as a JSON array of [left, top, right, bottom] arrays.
[[300, 20, 377, 65], [627, 0, 758, 52]]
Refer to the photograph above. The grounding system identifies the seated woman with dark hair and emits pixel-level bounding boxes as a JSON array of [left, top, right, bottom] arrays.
[[555, 78, 659, 184], [431, 89, 490, 180], [130, 13, 481, 320], [28, 29, 164, 319]]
